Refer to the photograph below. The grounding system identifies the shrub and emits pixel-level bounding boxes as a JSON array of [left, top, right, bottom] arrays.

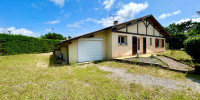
[[184, 35, 200, 61], [0, 33, 60, 55], [166, 33, 187, 50]]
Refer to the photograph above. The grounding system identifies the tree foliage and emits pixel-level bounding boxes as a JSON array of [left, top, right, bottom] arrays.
[[165, 20, 197, 34], [165, 20, 200, 50], [41, 32, 66, 40]]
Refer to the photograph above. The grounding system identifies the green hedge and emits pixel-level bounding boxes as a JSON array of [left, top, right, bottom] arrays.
[[184, 35, 200, 61], [166, 33, 187, 50], [0, 33, 60, 55]]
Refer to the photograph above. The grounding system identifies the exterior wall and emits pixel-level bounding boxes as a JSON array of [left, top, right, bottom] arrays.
[[112, 32, 133, 58], [61, 46, 67, 60], [155, 29, 160, 36], [119, 28, 126, 32], [146, 37, 165, 53], [112, 32, 165, 58], [128, 24, 137, 33], [54, 50, 61, 57], [105, 29, 113, 59], [112, 20, 166, 58], [138, 22, 146, 34], [61, 29, 112, 64], [68, 39, 78, 63], [147, 24, 154, 36]]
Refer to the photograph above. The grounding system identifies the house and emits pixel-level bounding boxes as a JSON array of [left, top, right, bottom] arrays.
[[57, 15, 170, 64]]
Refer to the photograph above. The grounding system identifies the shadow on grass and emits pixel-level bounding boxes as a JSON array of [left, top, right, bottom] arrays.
[[93, 59, 111, 64], [49, 54, 66, 67], [186, 71, 200, 84]]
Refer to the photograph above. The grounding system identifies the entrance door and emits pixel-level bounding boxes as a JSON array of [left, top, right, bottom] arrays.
[[132, 36, 137, 55], [143, 37, 146, 54]]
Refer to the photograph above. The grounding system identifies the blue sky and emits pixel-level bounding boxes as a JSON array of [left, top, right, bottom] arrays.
[[0, 0, 200, 37]]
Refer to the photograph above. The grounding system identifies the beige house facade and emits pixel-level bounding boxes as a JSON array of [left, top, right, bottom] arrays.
[[58, 15, 169, 64]]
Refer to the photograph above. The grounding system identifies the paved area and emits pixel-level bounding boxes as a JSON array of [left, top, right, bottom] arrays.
[[157, 56, 194, 72], [98, 66, 200, 92], [114, 54, 153, 59]]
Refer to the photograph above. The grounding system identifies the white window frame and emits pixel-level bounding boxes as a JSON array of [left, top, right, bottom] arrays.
[[118, 36, 127, 45]]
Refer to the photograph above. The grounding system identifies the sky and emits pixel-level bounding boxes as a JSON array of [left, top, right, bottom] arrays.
[[0, 0, 200, 37]]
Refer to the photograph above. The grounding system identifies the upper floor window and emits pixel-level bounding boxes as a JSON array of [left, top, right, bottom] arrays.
[[118, 36, 127, 45]]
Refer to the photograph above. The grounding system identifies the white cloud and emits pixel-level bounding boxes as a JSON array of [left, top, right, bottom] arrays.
[[49, 0, 65, 7], [115, 1, 123, 8], [67, 18, 99, 28], [158, 10, 181, 19], [89, 2, 148, 27], [66, 2, 148, 28], [103, 0, 116, 11], [45, 20, 60, 24], [116, 2, 148, 20], [175, 17, 200, 24], [67, 20, 85, 28], [45, 28, 52, 32], [0, 27, 40, 37]]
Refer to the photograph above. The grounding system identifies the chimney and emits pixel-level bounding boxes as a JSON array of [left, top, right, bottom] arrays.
[[113, 20, 118, 25]]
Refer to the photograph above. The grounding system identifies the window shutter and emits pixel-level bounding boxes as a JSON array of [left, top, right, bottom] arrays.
[[162, 39, 164, 47], [155, 39, 158, 48]]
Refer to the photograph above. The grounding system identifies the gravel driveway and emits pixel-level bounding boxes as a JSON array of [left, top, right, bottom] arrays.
[[98, 66, 200, 92]]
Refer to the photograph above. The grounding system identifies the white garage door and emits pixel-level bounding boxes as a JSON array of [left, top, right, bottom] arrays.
[[78, 38, 103, 62]]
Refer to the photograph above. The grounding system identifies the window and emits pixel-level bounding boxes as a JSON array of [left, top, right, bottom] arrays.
[[138, 38, 140, 50], [118, 36, 127, 45], [155, 39, 164, 48], [150, 38, 152, 46]]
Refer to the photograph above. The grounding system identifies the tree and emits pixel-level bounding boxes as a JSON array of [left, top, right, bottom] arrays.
[[166, 33, 187, 50], [67, 36, 72, 39], [41, 32, 66, 40], [165, 20, 194, 34], [165, 20, 200, 50]]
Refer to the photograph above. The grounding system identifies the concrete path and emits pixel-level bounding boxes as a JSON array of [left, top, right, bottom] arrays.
[[156, 56, 194, 72], [98, 66, 200, 92]]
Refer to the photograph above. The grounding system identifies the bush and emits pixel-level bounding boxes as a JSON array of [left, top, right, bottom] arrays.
[[184, 35, 200, 61], [0, 33, 60, 55], [166, 33, 187, 50]]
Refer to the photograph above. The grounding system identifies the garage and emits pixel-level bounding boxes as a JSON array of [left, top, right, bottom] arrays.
[[78, 38, 103, 62]]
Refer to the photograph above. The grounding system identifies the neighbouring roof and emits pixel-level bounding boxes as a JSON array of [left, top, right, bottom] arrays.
[[59, 14, 169, 45]]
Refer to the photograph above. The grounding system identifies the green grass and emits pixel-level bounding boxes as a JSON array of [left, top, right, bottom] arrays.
[[0, 53, 200, 99], [158, 50, 195, 67]]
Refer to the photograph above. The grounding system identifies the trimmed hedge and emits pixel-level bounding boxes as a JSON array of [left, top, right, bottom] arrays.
[[0, 34, 60, 55], [184, 35, 200, 61]]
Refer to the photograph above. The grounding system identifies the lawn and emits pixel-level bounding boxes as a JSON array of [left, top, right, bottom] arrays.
[[0, 53, 200, 99], [157, 50, 195, 67]]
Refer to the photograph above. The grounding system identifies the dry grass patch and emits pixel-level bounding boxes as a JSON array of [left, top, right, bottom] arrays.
[[158, 50, 194, 67], [0, 53, 200, 99], [98, 61, 188, 80]]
